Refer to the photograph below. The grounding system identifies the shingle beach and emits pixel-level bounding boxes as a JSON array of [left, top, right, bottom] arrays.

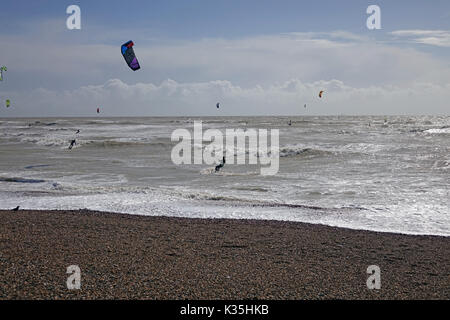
[[0, 210, 448, 299]]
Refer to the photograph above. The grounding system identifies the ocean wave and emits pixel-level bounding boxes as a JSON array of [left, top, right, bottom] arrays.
[[200, 143, 361, 159], [252, 202, 367, 211], [83, 120, 117, 125], [279, 146, 334, 158], [199, 167, 260, 176], [85, 140, 148, 148], [26, 121, 61, 127], [21, 136, 70, 147], [423, 127, 450, 134], [171, 188, 367, 212], [0, 176, 46, 183], [20, 136, 158, 148], [232, 186, 269, 192], [409, 128, 426, 133], [48, 128, 71, 132], [432, 160, 450, 169], [24, 164, 51, 169]]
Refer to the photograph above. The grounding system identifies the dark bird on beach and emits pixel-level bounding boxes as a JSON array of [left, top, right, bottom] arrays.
[[12, 206, 20, 211]]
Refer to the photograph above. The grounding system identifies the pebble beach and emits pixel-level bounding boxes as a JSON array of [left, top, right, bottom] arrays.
[[0, 209, 449, 300]]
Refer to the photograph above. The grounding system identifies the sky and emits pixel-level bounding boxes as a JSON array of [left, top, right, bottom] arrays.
[[0, 0, 449, 116]]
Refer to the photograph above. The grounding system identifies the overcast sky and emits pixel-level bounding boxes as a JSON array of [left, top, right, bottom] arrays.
[[0, 0, 449, 117]]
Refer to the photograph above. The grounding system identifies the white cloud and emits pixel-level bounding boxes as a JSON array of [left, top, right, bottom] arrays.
[[3, 28, 450, 89], [390, 30, 450, 47], [137, 32, 450, 87], [4, 78, 450, 116], [1, 22, 450, 115]]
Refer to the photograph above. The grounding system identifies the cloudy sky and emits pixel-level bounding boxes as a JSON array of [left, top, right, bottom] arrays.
[[0, 0, 449, 116]]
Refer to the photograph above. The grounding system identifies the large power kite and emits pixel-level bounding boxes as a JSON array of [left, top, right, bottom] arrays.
[[121, 41, 140, 71]]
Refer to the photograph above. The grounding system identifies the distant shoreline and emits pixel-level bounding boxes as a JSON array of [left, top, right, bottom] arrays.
[[1, 115, 449, 119], [1, 209, 448, 299]]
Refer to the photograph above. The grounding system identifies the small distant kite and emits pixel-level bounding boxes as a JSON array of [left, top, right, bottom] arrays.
[[6, 99, 10, 108], [121, 41, 140, 71], [0, 66, 7, 81], [319, 90, 324, 98], [216, 102, 220, 109], [304, 104, 307, 108]]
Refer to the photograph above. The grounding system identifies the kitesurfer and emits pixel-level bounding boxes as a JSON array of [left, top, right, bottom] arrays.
[[68, 139, 76, 150], [215, 156, 226, 172]]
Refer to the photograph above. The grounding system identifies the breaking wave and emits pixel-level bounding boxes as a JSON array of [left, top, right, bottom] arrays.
[[424, 127, 450, 134], [0, 176, 46, 183], [279, 146, 334, 158]]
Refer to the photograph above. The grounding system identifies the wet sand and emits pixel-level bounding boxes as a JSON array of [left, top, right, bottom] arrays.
[[0, 209, 448, 299]]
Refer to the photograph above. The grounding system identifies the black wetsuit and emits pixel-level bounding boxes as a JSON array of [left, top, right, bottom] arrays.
[[215, 156, 226, 172], [68, 139, 76, 150]]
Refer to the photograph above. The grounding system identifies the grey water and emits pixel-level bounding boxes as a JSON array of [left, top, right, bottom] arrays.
[[0, 116, 448, 235]]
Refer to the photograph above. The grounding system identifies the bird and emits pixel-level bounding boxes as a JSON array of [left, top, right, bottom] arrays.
[[12, 206, 20, 211]]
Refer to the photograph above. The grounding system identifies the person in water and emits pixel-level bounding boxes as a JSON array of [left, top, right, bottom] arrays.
[[68, 139, 76, 150], [215, 156, 226, 172]]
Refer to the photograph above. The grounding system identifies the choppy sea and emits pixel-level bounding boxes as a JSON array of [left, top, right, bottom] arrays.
[[0, 116, 448, 236]]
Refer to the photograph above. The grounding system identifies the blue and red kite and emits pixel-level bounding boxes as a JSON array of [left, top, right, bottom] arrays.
[[121, 41, 140, 71]]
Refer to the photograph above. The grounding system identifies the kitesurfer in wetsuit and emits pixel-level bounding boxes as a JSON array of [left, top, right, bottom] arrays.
[[215, 156, 226, 172], [68, 139, 76, 150]]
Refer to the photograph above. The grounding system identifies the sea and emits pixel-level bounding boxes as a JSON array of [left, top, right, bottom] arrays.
[[0, 116, 448, 236]]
